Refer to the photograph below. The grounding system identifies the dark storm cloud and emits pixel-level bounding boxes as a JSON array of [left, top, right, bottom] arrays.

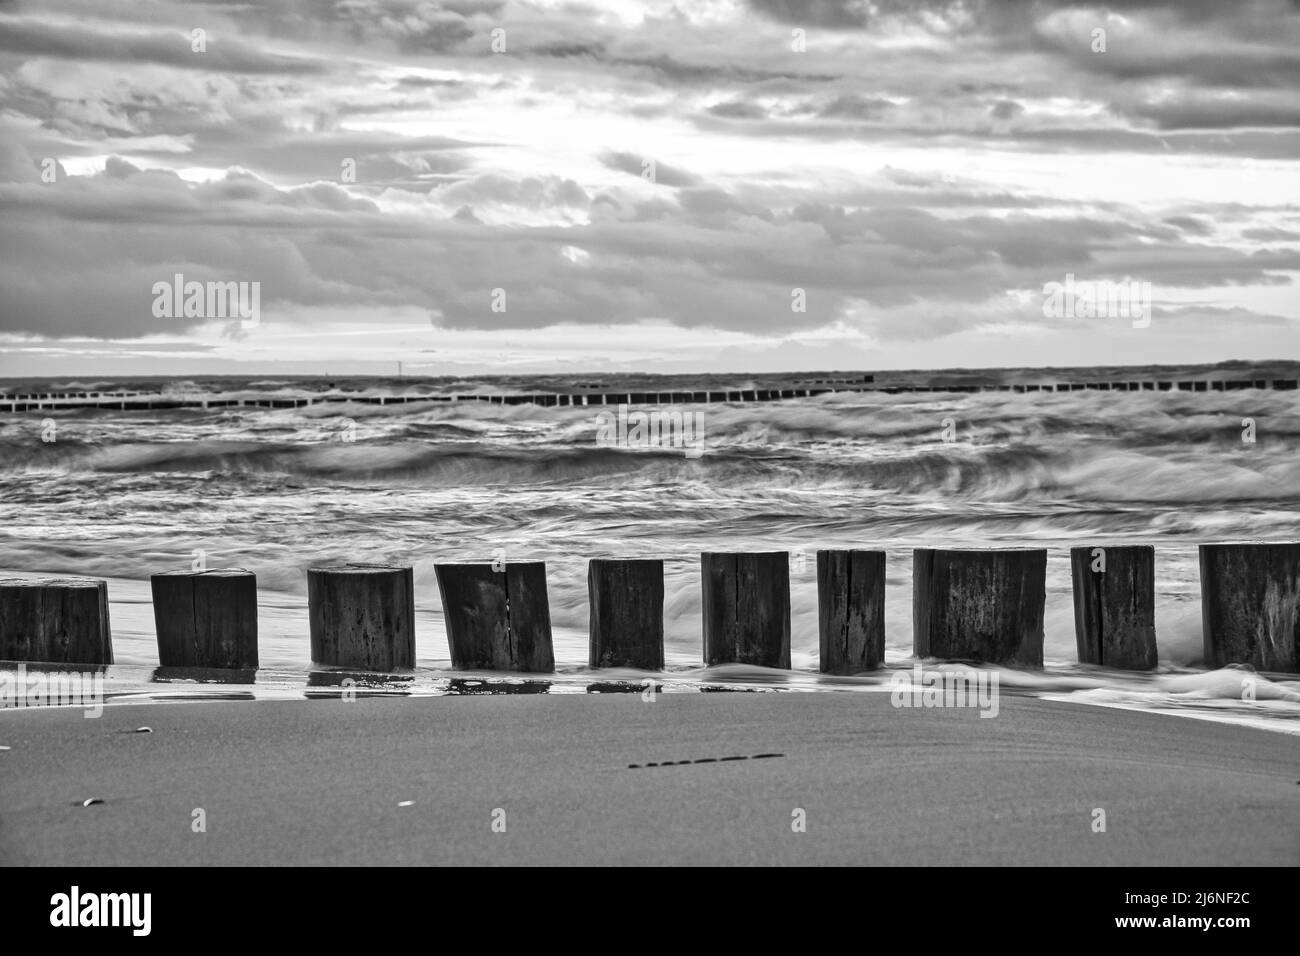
[[1059, 48, 1300, 90], [395, 75, 466, 89], [0, 15, 328, 73], [604, 53, 839, 86], [708, 99, 766, 120], [1242, 226, 1300, 241], [989, 100, 1024, 121], [528, 41, 606, 59], [1158, 304, 1296, 327], [817, 95, 896, 120], [745, 0, 967, 30], [1163, 216, 1214, 235], [1126, 98, 1300, 130]]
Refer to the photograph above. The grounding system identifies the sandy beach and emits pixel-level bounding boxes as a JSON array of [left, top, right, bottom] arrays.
[[2, 692, 1296, 866]]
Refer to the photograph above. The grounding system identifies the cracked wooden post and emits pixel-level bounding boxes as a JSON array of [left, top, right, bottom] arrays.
[[307, 564, 414, 671], [1070, 546, 1157, 670], [151, 569, 259, 669], [1199, 542, 1300, 672], [435, 561, 554, 672], [913, 548, 1045, 667], [817, 549, 886, 674], [701, 551, 790, 668], [588, 558, 664, 669], [0, 577, 112, 665]]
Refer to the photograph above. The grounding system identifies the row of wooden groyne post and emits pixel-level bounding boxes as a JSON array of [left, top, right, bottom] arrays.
[[3, 377, 1299, 412], [2, 544, 1297, 676]]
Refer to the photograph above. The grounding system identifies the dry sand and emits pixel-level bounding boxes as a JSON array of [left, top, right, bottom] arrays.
[[1, 692, 1297, 865]]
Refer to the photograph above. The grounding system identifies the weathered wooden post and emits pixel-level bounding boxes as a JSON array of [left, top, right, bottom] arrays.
[[588, 558, 664, 669], [307, 564, 414, 671], [913, 549, 1045, 666], [435, 561, 554, 672], [0, 577, 112, 665], [151, 569, 259, 668], [701, 551, 790, 668], [817, 549, 886, 674], [1070, 546, 1156, 669], [1199, 543, 1300, 672]]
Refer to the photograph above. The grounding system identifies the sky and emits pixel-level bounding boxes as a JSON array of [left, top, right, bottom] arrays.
[[0, 0, 1297, 377]]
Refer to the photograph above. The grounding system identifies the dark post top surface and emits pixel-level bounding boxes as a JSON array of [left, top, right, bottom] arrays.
[[700, 550, 790, 557], [0, 577, 105, 588], [308, 564, 412, 573], [1199, 542, 1300, 549], [152, 568, 255, 577], [912, 548, 1048, 554]]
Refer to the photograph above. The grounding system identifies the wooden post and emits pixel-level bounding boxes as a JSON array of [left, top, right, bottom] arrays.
[[1199, 543, 1300, 672], [817, 549, 886, 674], [1070, 546, 1156, 669], [913, 549, 1045, 666], [435, 562, 554, 672], [701, 551, 790, 668], [151, 569, 258, 668], [588, 558, 664, 669], [0, 577, 112, 665], [307, 564, 414, 671]]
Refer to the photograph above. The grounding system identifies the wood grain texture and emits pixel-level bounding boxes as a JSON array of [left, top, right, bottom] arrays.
[[913, 549, 1045, 667], [1199, 543, 1300, 672], [588, 559, 664, 669], [0, 577, 112, 665], [152, 570, 259, 669], [307, 565, 414, 671], [701, 552, 790, 668], [436, 562, 554, 672], [1070, 546, 1156, 670], [817, 550, 886, 674]]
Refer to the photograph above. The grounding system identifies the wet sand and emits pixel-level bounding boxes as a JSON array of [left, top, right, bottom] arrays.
[[1, 692, 1297, 866]]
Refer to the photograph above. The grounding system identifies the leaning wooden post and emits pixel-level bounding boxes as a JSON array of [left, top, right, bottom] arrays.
[[588, 558, 664, 669], [307, 564, 414, 671], [701, 551, 790, 668], [1199, 543, 1300, 672], [0, 577, 112, 665], [151, 569, 259, 668], [817, 549, 886, 674], [435, 562, 554, 672], [1070, 546, 1156, 670], [913, 548, 1045, 666]]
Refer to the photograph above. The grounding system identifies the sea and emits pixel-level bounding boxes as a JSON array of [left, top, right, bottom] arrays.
[[2, 363, 1298, 734]]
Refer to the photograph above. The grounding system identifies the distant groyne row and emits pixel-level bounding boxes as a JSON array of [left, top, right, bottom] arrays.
[[3, 543, 1297, 677], [3, 377, 1298, 412]]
